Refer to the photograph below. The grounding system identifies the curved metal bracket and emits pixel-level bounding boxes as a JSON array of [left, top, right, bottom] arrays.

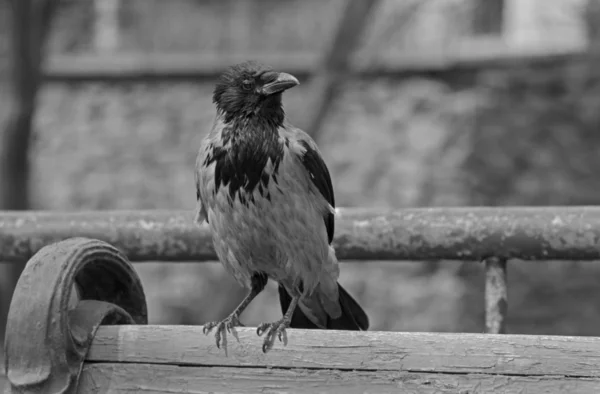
[[4, 237, 148, 394]]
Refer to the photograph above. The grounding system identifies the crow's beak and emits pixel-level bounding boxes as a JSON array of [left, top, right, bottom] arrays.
[[261, 72, 299, 96]]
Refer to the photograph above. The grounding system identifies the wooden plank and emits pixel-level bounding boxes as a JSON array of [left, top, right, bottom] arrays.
[[3, 207, 600, 263], [87, 326, 600, 378], [78, 363, 600, 394]]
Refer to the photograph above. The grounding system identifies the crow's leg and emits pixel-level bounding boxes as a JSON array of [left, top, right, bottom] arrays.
[[203, 273, 267, 355], [257, 291, 300, 353]]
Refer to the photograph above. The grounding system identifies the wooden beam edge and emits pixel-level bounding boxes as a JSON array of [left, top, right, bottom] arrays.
[[87, 326, 600, 378], [78, 363, 600, 393]]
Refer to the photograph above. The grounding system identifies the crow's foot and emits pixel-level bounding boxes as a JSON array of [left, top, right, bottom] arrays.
[[203, 314, 244, 356], [256, 317, 290, 353]]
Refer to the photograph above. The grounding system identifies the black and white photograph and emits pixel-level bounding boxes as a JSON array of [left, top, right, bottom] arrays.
[[1, 0, 599, 392]]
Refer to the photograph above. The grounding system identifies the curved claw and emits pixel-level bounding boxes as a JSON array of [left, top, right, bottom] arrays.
[[230, 326, 240, 342], [220, 333, 228, 353], [278, 329, 288, 346], [215, 330, 222, 349], [203, 321, 217, 335], [259, 320, 290, 353], [203, 315, 243, 356], [256, 323, 269, 337], [262, 342, 270, 353], [262, 333, 277, 353]]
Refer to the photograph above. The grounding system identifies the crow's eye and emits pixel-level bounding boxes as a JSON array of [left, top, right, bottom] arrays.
[[241, 80, 253, 91]]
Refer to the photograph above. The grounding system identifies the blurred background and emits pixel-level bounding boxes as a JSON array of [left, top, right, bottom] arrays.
[[2, 0, 600, 360]]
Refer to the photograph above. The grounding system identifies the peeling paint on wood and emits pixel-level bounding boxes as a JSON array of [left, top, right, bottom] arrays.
[[2, 207, 600, 262]]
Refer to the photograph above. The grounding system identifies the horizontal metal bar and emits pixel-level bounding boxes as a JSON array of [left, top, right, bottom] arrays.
[[1, 207, 600, 263]]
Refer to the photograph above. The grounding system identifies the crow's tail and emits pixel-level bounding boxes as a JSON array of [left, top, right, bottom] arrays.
[[278, 282, 369, 330]]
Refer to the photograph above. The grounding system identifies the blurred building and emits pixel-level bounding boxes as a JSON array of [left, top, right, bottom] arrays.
[[29, 0, 588, 74], [504, 0, 586, 50], [2, 0, 600, 335]]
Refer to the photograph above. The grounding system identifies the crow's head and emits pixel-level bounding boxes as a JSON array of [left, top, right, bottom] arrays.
[[213, 61, 299, 125]]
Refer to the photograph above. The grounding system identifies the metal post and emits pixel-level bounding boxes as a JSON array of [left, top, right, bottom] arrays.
[[484, 256, 508, 334]]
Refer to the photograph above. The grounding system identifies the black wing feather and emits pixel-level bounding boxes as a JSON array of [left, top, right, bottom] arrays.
[[298, 140, 335, 244]]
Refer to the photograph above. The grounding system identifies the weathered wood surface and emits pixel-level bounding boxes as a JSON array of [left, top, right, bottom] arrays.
[[79, 364, 600, 394], [88, 326, 600, 377], [80, 326, 600, 393], [2, 207, 600, 263]]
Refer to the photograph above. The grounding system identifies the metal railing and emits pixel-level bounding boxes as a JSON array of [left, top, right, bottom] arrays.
[[2, 206, 600, 334]]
